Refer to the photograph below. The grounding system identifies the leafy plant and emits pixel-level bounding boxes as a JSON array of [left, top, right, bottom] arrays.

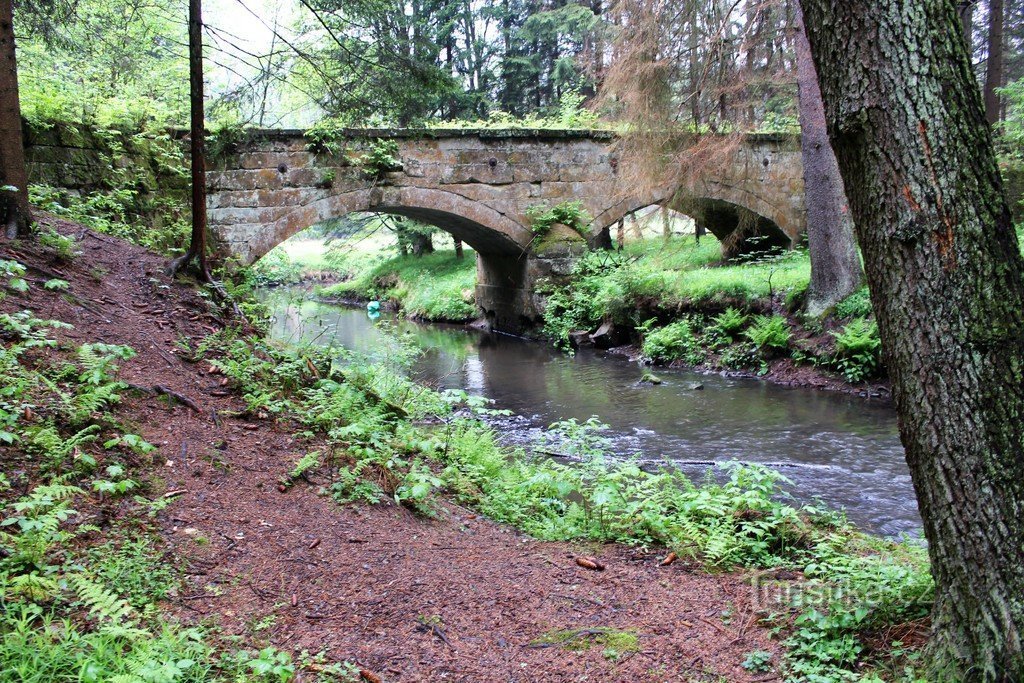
[[741, 650, 773, 673], [360, 139, 401, 178], [36, 229, 81, 262], [830, 317, 882, 383], [641, 319, 704, 365], [711, 307, 748, 338], [1, 259, 29, 294], [526, 200, 590, 238], [744, 315, 791, 355], [305, 116, 352, 155]]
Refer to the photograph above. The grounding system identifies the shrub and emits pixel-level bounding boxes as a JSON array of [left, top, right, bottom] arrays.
[[526, 200, 590, 238], [744, 315, 791, 355], [835, 288, 873, 319], [831, 317, 882, 383], [36, 229, 80, 262], [361, 139, 401, 178], [711, 307, 748, 338], [642, 319, 704, 364]]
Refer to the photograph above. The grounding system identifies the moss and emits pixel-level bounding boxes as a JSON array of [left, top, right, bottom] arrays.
[[529, 627, 640, 654]]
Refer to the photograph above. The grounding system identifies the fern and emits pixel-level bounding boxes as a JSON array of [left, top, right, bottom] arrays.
[[68, 573, 136, 626]]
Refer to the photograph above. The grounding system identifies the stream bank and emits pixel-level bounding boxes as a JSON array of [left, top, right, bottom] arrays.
[[255, 237, 889, 398]]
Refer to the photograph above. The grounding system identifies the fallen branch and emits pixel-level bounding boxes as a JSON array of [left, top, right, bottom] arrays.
[[127, 383, 201, 412]]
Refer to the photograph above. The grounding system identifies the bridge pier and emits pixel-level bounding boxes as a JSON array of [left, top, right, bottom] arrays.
[[475, 225, 588, 334]]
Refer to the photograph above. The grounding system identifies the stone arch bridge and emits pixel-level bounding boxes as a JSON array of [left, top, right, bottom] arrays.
[[208, 129, 805, 332]]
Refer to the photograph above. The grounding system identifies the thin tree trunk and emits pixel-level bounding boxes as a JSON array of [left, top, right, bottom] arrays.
[[959, 1, 976, 52], [453, 238, 464, 259], [802, 1, 1024, 678], [661, 205, 670, 243], [985, 0, 1004, 125], [168, 0, 210, 279], [0, 0, 30, 238], [792, 0, 862, 317]]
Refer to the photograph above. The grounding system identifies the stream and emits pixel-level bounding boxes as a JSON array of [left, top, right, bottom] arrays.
[[262, 288, 920, 539]]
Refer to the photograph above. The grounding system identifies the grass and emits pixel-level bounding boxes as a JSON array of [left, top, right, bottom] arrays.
[[322, 249, 477, 321], [603, 237, 811, 305]]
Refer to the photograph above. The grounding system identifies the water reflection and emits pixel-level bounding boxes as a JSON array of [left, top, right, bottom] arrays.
[[263, 288, 920, 538]]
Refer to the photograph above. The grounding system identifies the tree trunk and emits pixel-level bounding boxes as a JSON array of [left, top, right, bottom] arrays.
[[660, 205, 671, 243], [959, 1, 976, 52], [0, 0, 30, 238], [453, 238, 464, 259], [802, 1, 1024, 679], [410, 231, 433, 257], [167, 0, 210, 279], [792, 0, 862, 317], [985, 0, 1004, 125]]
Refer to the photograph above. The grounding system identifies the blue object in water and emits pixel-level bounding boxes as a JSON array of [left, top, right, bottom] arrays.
[[367, 300, 381, 312]]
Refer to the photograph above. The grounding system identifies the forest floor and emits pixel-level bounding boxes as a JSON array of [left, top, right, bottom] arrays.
[[1, 214, 784, 682]]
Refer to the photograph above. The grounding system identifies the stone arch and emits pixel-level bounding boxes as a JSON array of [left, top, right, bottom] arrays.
[[590, 181, 797, 258], [237, 186, 534, 266]]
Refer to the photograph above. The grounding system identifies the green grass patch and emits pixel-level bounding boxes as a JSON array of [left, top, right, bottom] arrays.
[[530, 627, 640, 657], [322, 249, 477, 321]]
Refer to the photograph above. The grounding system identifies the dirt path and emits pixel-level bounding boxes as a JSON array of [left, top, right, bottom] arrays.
[[3, 216, 781, 682]]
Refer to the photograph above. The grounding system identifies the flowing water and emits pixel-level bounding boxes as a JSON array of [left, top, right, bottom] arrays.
[[263, 288, 920, 538]]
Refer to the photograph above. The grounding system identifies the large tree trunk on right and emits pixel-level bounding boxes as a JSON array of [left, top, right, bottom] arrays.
[[0, 0, 29, 238], [802, 1, 1024, 679], [985, 0, 1004, 125], [792, 0, 862, 317]]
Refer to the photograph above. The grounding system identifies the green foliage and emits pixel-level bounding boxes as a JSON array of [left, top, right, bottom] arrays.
[[29, 180, 189, 257], [1, 259, 29, 295], [36, 229, 80, 262], [18, 0, 188, 130], [305, 118, 351, 155], [206, 121, 253, 160], [835, 288, 874, 319], [641, 319, 704, 365], [741, 650, 774, 673], [323, 250, 477, 322], [526, 200, 590, 238], [830, 318, 882, 383], [360, 139, 402, 179], [431, 89, 604, 130], [744, 315, 791, 355], [280, 451, 322, 489], [236, 647, 296, 682], [711, 307, 748, 338]]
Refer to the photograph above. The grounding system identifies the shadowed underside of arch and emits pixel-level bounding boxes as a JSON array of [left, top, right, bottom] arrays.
[[223, 187, 533, 266], [591, 183, 797, 259]]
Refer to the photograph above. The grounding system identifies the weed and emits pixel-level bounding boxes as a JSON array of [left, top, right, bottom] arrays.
[[360, 139, 401, 178], [830, 317, 882, 383], [741, 650, 773, 673], [641, 319, 704, 364], [526, 200, 591, 239], [36, 229, 81, 262], [744, 315, 791, 355]]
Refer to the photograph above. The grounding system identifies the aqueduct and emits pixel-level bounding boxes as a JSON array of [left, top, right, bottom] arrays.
[[209, 129, 806, 332]]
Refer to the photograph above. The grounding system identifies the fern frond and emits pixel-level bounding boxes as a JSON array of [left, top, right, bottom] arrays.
[[68, 573, 136, 626]]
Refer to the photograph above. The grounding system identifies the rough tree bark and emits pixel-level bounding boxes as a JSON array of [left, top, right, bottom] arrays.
[[792, 0, 862, 317], [167, 0, 210, 279], [802, 1, 1024, 679], [985, 0, 1004, 125], [0, 0, 30, 238]]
